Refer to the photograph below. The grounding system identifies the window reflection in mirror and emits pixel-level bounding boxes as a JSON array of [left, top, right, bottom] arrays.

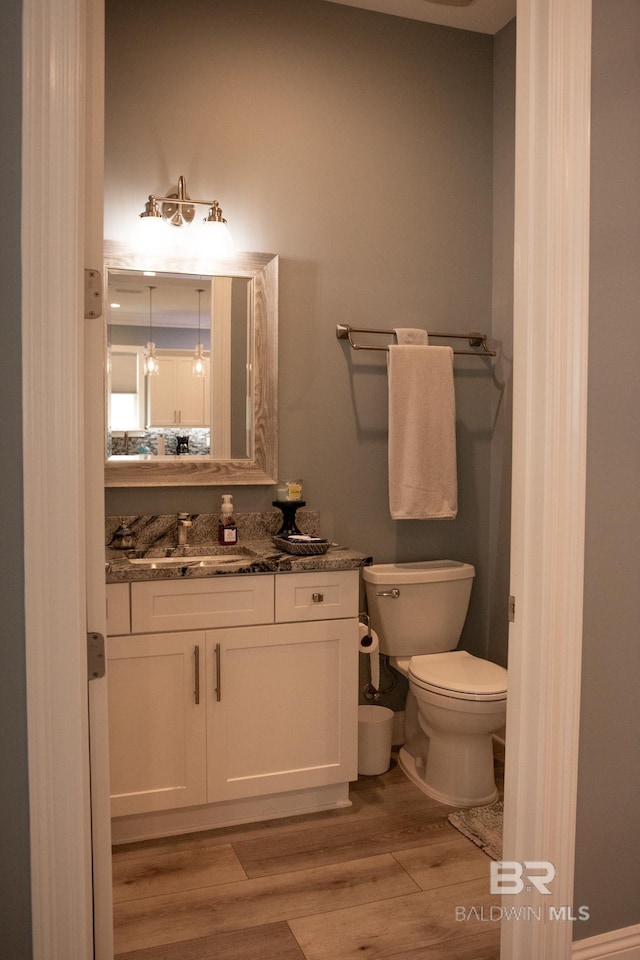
[[106, 269, 251, 461]]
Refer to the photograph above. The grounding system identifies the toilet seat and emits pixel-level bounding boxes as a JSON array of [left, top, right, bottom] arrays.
[[409, 650, 507, 702]]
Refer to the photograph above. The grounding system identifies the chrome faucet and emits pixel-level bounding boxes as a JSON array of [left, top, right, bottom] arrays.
[[177, 512, 192, 546]]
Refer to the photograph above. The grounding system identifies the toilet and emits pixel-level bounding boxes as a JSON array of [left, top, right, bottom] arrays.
[[363, 560, 507, 807]]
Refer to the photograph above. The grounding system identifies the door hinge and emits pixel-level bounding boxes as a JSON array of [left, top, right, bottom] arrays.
[[508, 595, 516, 623], [84, 268, 103, 319], [87, 631, 106, 680]]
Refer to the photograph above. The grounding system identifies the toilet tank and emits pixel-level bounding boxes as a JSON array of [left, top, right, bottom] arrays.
[[363, 561, 475, 657]]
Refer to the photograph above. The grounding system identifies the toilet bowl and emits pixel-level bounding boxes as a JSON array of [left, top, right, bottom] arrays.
[[397, 651, 506, 806], [363, 561, 507, 807]]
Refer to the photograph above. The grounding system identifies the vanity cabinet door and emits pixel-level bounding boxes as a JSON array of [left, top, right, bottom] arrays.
[[147, 354, 210, 427], [205, 619, 358, 802], [107, 631, 206, 817]]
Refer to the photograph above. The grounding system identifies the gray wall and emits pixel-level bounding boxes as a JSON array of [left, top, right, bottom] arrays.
[[104, 0, 505, 661], [0, 0, 33, 956], [488, 19, 515, 669], [574, 0, 640, 937]]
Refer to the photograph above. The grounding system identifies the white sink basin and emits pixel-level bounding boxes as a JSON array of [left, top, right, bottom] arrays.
[[127, 554, 252, 568]]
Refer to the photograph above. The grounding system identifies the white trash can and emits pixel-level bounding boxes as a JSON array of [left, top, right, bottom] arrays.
[[358, 705, 394, 776]]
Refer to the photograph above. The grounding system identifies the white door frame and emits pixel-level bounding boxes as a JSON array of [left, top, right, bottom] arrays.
[[83, 0, 113, 955], [22, 1, 593, 957], [501, 1, 591, 958], [22, 0, 111, 956], [22, 0, 95, 956]]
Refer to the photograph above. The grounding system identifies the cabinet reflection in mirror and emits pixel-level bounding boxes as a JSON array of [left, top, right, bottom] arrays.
[[104, 242, 278, 487]]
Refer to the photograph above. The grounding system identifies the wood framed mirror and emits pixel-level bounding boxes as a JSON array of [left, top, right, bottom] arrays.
[[103, 242, 278, 486]]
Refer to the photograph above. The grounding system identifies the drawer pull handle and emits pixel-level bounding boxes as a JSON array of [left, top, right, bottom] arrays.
[[214, 642, 222, 702], [194, 645, 200, 704], [312, 592, 324, 603]]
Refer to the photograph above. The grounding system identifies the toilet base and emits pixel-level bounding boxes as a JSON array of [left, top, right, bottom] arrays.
[[397, 682, 504, 808], [398, 745, 498, 808]]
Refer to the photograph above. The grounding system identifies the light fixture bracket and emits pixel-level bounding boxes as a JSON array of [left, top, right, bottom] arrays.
[[161, 175, 196, 227], [140, 174, 226, 228]]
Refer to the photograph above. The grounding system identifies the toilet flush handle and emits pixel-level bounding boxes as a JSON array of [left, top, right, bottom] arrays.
[[376, 589, 400, 598]]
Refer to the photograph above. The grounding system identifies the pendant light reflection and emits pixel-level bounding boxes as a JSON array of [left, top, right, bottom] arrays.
[[192, 288, 207, 378], [143, 285, 160, 377]]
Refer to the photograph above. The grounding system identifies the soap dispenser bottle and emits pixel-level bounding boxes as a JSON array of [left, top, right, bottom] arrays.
[[218, 494, 238, 545]]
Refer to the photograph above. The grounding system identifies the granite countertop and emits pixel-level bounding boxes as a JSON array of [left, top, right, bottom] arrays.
[[105, 512, 371, 584], [106, 540, 371, 583]]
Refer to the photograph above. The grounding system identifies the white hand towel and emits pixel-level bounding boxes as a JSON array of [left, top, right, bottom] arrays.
[[387, 344, 458, 520], [393, 327, 429, 345]]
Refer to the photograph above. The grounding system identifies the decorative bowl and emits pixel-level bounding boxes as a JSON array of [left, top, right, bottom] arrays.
[[272, 536, 330, 556]]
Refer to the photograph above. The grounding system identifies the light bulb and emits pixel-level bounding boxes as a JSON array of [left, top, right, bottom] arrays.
[[134, 214, 169, 255], [200, 219, 234, 258], [144, 342, 160, 376], [192, 345, 206, 378]]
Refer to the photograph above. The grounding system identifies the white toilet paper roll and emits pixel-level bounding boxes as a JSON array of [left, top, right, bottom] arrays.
[[358, 623, 380, 691]]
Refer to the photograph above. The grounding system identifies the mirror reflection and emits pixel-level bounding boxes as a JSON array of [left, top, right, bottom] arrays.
[[107, 269, 252, 461], [103, 246, 278, 488]]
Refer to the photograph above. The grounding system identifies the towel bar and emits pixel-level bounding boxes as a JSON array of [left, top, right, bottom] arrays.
[[336, 323, 496, 356]]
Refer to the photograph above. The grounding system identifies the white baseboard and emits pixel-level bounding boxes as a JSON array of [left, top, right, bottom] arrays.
[[572, 923, 640, 960], [111, 782, 351, 844]]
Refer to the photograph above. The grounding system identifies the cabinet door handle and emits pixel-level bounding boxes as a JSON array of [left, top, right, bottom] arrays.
[[214, 642, 221, 702], [194, 644, 200, 704], [312, 592, 324, 603]]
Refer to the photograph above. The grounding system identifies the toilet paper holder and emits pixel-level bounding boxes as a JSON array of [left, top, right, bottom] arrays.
[[359, 613, 396, 702]]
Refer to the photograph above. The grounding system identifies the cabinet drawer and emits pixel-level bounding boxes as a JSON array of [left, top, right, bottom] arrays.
[[131, 575, 274, 633], [106, 582, 131, 636], [275, 570, 359, 623]]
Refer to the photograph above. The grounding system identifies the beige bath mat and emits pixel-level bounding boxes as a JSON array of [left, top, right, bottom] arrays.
[[448, 801, 503, 860]]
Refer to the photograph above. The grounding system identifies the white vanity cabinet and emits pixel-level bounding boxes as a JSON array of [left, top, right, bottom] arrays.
[[106, 570, 359, 838], [106, 581, 130, 636]]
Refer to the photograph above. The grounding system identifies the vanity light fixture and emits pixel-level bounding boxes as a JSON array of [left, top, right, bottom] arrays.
[[192, 288, 207, 378], [143, 285, 160, 377], [138, 175, 234, 257]]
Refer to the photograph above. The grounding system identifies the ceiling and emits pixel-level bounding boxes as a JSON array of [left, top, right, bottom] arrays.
[[108, 271, 212, 329], [323, 0, 516, 34]]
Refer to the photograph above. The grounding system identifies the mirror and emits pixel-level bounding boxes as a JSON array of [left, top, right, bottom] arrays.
[[104, 241, 278, 486]]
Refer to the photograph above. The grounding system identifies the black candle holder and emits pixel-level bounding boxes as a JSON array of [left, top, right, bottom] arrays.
[[273, 500, 306, 538]]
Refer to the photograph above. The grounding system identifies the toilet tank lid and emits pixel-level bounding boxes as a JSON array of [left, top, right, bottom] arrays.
[[363, 560, 475, 585]]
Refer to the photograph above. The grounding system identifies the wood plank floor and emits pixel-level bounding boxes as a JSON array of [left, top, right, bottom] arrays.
[[113, 755, 503, 959]]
